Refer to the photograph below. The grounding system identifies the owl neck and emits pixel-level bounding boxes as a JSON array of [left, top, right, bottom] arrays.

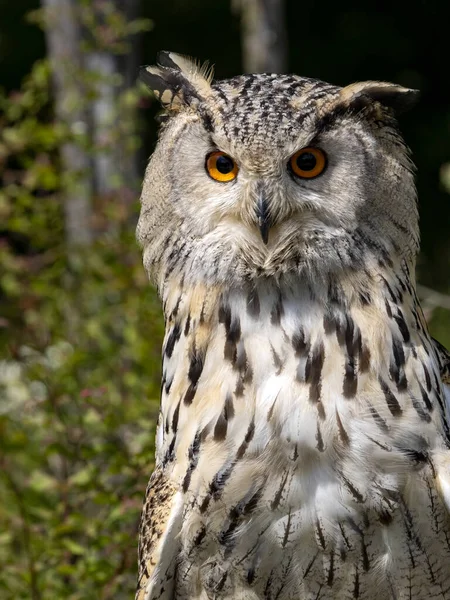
[[159, 257, 427, 412], [160, 257, 420, 328]]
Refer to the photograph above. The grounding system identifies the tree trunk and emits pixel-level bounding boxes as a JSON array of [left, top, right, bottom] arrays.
[[235, 0, 288, 73], [85, 51, 118, 197], [87, 0, 141, 200], [41, 0, 93, 247]]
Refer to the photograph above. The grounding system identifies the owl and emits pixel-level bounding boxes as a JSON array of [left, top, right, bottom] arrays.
[[135, 52, 450, 600]]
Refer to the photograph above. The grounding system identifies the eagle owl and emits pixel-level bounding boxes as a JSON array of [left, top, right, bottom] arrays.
[[135, 52, 450, 600]]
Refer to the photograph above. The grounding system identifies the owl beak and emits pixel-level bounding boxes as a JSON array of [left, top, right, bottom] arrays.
[[256, 196, 271, 245]]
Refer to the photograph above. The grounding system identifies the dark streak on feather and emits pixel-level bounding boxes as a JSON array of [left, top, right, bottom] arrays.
[[327, 551, 335, 586], [183, 344, 205, 406], [380, 379, 402, 416], [422, 363, 432, 392], [165, 376, 173, 395], [389, 337, 407, 391], [315, 518, 326, 549], [182, 432, 201, 492], [193, 526, 206, 548], [410, 389, 432, 422], [394, 309, 410, 343], [292, 328, 310, 357], [184, 314, 191, 336], [200, 463, 234, 513], [418, 381, 433, 412], [303, 552, 319, 580], [214, 412, 228, 441], [271, 345, 284, 374], [340, 472, 365, 503], [236, 419, 255, 460], [282, 509, 292, 548], [385, 299, 392, 318], [163, 436, 176, 466], [316, 422, 325, 452], [271, 470, 290, 510], [172, 399, 181, 433], [165, 323, 181, 358], [369, 405, 389, 432], [343, 356, 358, 398], [306, 342, 325, 405], [359, 345, 371, 373], [336, 410, 350, 446]]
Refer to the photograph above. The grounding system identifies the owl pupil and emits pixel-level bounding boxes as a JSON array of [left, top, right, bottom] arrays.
[[216, 155, 234, 174], [296, 152, 317, 171]]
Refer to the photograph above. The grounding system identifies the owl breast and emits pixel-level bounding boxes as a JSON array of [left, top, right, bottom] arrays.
[[156, 274, 450, 600]]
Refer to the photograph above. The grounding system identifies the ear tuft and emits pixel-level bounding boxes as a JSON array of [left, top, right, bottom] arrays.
[[339, 81, 419, 114], [156, 51, 215, 89], [139, 51, 214, 111]]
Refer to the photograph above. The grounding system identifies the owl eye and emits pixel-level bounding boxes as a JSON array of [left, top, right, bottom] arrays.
[[206, 151, 239, 182], [289, 147, 327, 179]]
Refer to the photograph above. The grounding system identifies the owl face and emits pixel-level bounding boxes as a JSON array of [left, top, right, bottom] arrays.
[[138, 53, 419, 285]]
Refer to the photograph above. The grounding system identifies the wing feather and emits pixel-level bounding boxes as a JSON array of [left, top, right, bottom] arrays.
[[136, 467, 183, 600], [431, 337, 450, 516], [432, 337, 450, 420]]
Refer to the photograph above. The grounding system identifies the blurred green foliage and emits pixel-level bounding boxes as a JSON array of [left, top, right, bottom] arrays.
[[0, 5, 162, 599], [0, 238, 162, 598]]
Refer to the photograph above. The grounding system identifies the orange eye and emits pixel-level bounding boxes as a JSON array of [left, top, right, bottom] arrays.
[[206, 151, 238, 182], [289, 147, 327, 179]]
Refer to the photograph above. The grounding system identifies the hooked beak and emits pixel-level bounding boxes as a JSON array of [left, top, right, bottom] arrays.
[[256, 195, 271, 245]]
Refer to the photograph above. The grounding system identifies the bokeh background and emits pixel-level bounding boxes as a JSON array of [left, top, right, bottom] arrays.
[[1, 1, 449, 598]]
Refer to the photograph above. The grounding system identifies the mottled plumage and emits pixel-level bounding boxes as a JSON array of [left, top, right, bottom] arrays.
[[136, 52, 450, 600]]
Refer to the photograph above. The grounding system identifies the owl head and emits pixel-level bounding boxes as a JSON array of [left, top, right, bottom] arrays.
[[137, 52, 419, 288]]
